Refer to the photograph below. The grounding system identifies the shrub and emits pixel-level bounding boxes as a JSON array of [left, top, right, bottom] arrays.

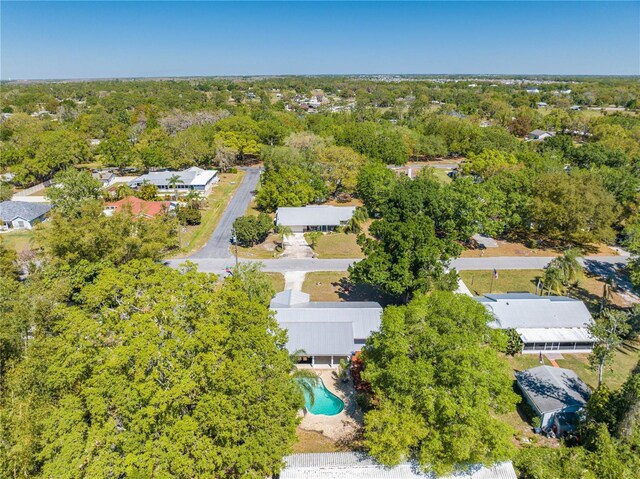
[[355, 392, 372, 412], [232, 213, 273, 247], [177, 207, 201, 226], [505, 328, 524, 355]]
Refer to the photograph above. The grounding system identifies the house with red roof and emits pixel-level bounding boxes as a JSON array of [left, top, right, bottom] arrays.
[[104, 196, 173, 219]]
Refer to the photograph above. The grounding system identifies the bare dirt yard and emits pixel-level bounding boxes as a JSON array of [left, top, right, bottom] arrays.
[[461, 239, 619, 258]]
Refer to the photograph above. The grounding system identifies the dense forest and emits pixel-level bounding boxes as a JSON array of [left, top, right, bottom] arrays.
[[1, 76, 639, 477]]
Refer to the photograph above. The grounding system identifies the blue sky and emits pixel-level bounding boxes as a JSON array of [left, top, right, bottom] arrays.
[[1, 1, 638, 79]]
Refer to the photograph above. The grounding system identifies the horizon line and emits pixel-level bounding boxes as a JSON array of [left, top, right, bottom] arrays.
[[3, 72, 640, 83]]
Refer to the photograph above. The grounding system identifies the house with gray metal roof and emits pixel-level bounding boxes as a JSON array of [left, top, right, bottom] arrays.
[[515, 366, 590, 434], [0, 201, 52, 230], [280, 452, 518, 479], [475, 293, 594, 353], [270, 290, 382, 367], [128, 167, 219, 193], [275, 206, 356, 233]]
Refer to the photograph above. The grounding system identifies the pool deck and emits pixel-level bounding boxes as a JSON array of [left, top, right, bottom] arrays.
[[299, 368, 363, 443]]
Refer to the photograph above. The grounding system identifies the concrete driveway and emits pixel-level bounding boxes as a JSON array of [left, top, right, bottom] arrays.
[[190, 168, 261, 259], [280, 233, 314, 259]]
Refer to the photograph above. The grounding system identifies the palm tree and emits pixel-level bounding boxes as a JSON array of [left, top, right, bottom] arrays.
[[555, 248, 583, 286], [185, 189, 202, 209], [167, 174, 184, 201], [543, 265, 566, 295], [289, 350, 319, 407], [600, 274, 615, 313], [277, 225, 293, 251], [346, 207, 369, 234]]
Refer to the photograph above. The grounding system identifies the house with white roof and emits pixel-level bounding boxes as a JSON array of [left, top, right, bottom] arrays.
[[475, 293, 595, 353], [275, 206, 356, 233], [516, 365, 590, 434], [270, 290, 382, 367], [0, 201, 52, 230], [526, 129, 555, 141], [128, 167, 219, 193], [280, 453, 518, 479]]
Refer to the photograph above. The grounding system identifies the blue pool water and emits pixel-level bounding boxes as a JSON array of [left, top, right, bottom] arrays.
[[298, 378, 345, 416]]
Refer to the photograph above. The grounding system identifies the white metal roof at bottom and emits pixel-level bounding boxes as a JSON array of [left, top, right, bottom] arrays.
[[516, 327, 594, 343], [280, 453, 517, 479]]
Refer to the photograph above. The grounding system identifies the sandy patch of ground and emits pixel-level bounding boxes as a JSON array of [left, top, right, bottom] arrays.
[[299, 369, 362, 444]]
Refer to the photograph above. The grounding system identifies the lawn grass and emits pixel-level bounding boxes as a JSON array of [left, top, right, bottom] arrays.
[[459, 270, 545, 296], [567, 273, 633, 312], [554, 341, 639, 390], [266, 272, 285, 293], [244, 199, 262, 217], [292, 428, 340, 454], [0, 229, 35, 252], [307, 232, 363, 259], [236, 233, 281, 259], [176, 171, 245, 256], [426, 167, 453, 184], [302, 271, 346, 301], [29, 187, 50, 197], [460, 240, 617, 258], [302, 271, 397, 305], [504, 353, 555, 373]]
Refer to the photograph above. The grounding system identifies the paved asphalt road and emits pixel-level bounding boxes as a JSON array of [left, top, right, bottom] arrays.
[[190, 168, 261, 259], [178, 168, 630, 284], [167, 255, 629, 276]]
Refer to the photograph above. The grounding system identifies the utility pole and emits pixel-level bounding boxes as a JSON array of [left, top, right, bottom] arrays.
[[231, 234, 238, 268]]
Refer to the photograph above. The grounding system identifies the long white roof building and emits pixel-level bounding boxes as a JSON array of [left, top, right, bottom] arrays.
[[475, 293, 595, 353], [280, 453, 518, 479], [128, 167, 218, 192]]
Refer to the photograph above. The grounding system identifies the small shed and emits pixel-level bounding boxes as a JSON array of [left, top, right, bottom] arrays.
[[515, 366, 590, 434]]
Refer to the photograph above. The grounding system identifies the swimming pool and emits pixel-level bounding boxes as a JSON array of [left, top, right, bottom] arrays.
[[298, 378, 345, 416]]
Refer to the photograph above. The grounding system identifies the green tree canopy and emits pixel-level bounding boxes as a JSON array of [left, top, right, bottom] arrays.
[[36, 202, 177, 269], [232, 213, 273, 247], [255, 146, 327, 211], [462, 149, 519, 179], [349, 216, 461, 302], [0, 260, 302, 478], [355, 161, 397, 215], [361, 292, 518, 474], [531, 171, 618, 245], [46, 168, 103, 217]]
